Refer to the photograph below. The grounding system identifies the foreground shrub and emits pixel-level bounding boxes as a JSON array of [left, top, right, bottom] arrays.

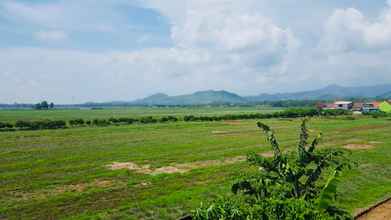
[[116, 117, 138, 124], [191, 119, 352, 220], [92, 119, 110, 126], [69, 118, 85, 127], [15, 120, 66, 130], [363, 111, 389, 118], [159, 116, 179, 123], [0, 122, 13, 129], [140, 116, 158, 124]]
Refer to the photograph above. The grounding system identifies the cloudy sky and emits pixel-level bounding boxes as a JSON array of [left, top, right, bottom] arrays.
[[1, 0, 391, 103]]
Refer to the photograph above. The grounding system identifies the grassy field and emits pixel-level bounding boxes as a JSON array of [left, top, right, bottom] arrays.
[[1, 110, 391, 219], [0, 106, 282, 123]]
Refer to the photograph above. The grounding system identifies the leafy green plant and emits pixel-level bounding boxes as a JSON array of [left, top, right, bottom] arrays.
[[191, 119, 352, 220]]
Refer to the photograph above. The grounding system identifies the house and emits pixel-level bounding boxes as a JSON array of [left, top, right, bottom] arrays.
[[362, 102, 380, 113], [334, 101, 353, 110], [352, 102, 364, 112], [317, 102, 336, 110]]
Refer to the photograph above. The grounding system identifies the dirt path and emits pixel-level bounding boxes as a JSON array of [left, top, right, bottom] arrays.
[[356, 198, 391, 220]]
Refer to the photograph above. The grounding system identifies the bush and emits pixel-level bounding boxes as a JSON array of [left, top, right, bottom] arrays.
[[15, 120, 39, 130], [0, 122, 13, 129], [140, 116, 158, 124], [92, 119, 110, 126], [116, 117, 137, 125], [15, 120, 66, 130], [191, 119, 352, 220], [363, 111, 388, 118], [321, 109, 351, 116], [69, 118, 85, 127], [43, 120, 66, 129], [159, 116, 178, 123]]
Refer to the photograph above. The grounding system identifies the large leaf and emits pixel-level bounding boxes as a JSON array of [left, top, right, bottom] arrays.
[[318, 169, 339, 209]]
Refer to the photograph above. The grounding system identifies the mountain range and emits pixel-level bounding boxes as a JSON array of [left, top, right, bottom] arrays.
[[132, 84, 391, 105], [132, 90, 247, 105]]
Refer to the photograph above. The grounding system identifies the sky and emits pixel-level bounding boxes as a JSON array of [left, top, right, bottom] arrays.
[[1, 0, 391, 103]]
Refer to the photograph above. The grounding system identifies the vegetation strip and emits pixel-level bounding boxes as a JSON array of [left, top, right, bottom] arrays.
[[0, 108, 353, 132], [354, 196, 391, 219]]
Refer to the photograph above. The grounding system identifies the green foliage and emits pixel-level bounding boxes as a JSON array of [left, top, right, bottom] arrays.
[[193, 197, 337, 220], [159, 115, 179, 123], [92, 119, 110, 126], [363, 111, 389, 118], [192, 119, 352, 220], [34, 101, 50, 110], [184, 108, 350, 122], [0, 121, 13, 129], [140, 116, 158, 124], [69, 118, 85, 127], [0, 108, 356, 133], [14, 120, 66, 130], [320, 109, 352, 116]]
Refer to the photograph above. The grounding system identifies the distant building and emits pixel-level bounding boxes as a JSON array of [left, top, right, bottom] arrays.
[[362, 102, 380, 113], [334, 101, 353, 110], [317, 102, 336, 110], [352, 102, 364, 112]]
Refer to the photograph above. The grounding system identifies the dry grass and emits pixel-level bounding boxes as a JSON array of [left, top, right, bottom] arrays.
[[343, 144, 375, 150]]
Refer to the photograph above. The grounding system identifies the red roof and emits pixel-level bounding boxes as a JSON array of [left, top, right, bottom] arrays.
[[372, 101, 381, 108]]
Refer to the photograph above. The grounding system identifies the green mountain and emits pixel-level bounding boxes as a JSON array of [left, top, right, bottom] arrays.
[[131, 84, 391, 106], [246, 84, 391, 101], [133, 90, 247, 105], [378, 91, 391, 99]]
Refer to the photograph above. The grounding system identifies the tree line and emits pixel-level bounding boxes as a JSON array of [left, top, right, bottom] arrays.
[[0, 108, 352, 132]]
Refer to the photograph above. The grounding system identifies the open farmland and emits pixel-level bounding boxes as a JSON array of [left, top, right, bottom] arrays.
[[0, 106, 282, 123], [1, 109, 391, 219]]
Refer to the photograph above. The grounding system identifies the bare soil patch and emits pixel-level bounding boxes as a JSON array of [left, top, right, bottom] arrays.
[[107, 162, 152, 173], [107, 153, 275, 175], [340, 125, 389, 133], [56, 180, 114, 193], [135, 181, 151, 188], [211, 129, 258, 135], [224, 120, 243, 125], [343, 144, 375, 150], [259, 151, 274, 158], [356, 198, 391, 220], [10, 179, 117, 202], [107, 155, 250, 175]]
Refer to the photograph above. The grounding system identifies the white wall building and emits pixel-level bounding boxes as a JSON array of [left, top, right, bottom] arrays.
[[334, 101, 353, 110]]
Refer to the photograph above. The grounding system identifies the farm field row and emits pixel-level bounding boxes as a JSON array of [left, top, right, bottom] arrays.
[[0, 106, 282, 123], [1, 117, 391, 219]]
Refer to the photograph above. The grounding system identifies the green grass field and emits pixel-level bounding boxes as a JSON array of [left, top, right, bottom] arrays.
[[0, 106, 282, 123], [1, 109, 391, 219]]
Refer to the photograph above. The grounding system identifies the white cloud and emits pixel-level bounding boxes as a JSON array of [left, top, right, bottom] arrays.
[[321, 1, 391, 52], [34, 30, 68, 42], [143, 0, 299, 83], [1, 1, 65, 29], [0, 0, 133, 33], [2, 0, 391, 103]]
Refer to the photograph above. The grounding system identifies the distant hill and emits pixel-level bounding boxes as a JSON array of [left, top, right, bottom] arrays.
[[132, 90, 247, 105], [246, 84, 391, 102], [131, 84, 391, 105], [4, 84, 390, 108], [378, 91, 391, 99]]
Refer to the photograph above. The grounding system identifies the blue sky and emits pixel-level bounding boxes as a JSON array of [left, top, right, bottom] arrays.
[[1, 0, 391, 103]]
